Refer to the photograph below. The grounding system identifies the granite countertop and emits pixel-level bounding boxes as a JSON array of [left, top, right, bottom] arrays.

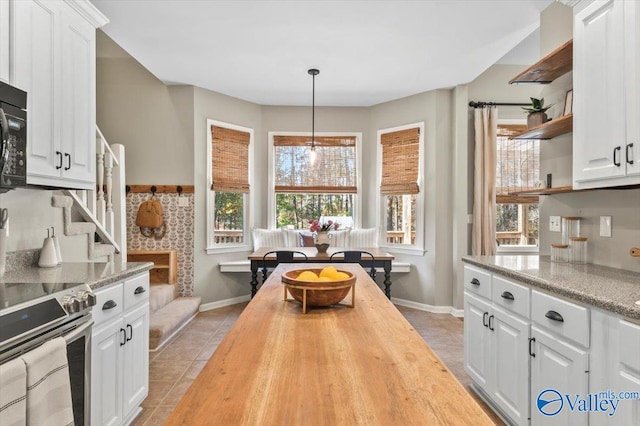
[[462, 255, 640, 320], [0, 261, 154, 291]]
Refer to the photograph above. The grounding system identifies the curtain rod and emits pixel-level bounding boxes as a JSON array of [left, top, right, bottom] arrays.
[[468, 101, 530, 108]]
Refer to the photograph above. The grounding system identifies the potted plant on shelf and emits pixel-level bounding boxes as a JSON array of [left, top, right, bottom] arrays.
[[522, 97, 552, 128]]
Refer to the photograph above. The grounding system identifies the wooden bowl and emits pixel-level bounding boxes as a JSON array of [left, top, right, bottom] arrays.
[[282, 268, 356, 307]]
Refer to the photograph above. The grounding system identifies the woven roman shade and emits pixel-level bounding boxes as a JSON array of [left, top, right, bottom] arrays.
[[496, 124, 539, 204], [211, 125, 250, 193], [380, 128, 420, 195], [273, 135, 357, 194]]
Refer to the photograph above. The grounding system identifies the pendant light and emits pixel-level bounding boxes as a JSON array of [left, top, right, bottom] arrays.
[[308, 68, 319, 165]]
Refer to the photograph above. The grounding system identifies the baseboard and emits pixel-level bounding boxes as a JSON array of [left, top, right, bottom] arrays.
[[199, 294, 251, 312], [392, 297, 464, 318]]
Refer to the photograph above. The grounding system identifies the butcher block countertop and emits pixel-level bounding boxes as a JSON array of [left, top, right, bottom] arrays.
[[166, 263, 493, 426]]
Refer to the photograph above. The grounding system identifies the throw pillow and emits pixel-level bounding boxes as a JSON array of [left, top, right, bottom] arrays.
[[348, 228, 379, 248], [252, 228, 285, 249], [281, 227, 301, 247], [331, 229, 351, 247], [299, 232, 315, 247]]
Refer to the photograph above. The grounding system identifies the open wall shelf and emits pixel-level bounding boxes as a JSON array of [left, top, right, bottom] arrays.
[[509, 39, 573, 84], [509, 186, 577, 196], [509, 114, 573, 140]]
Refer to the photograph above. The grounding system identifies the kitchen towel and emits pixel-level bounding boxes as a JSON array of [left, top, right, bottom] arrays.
[[21, 337, 74, 426], [0, 356, 27, 426]]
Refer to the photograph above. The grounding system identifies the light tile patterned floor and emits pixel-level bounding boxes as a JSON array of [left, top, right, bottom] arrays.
[[132, 303, 503, 425]]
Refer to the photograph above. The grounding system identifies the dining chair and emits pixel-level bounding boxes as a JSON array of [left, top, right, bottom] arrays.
[[329, 250, 376, 279], [261, 250, 309, 283]]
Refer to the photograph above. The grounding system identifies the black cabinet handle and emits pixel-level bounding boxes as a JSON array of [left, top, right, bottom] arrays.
[[64, 153, 71, 170], [488, 314, 494, 331], [614, 146, 621, 167], [545, 310, 564, 322], [102, 299, 117, 310], [482, 312, 489, 327], [627, 143, 634, 165], [126, 324, 133, 342], [501, 291, 515, 300], [120, 328, 126, 346], [134, 286, 146, 295], [529, 337, 536, 357], [470, 278, 480, 286], [56, 151, 63, 169]]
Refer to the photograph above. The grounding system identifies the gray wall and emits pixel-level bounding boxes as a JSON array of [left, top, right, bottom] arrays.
[[96, 32, 194, 185]]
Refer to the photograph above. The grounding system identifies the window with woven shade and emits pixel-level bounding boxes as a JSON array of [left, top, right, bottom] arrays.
[[211, 125, 250, 193], [378, 124, 423, 251], [271, 134, 359, 229], [495, 122, 539, 251], [206, 120, 253, 253], [380, 128, 420, 195]]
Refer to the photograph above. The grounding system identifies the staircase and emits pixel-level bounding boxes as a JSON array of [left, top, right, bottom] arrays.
[[52, 127, 127, 266]]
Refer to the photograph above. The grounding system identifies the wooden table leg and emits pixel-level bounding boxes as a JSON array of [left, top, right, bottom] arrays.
[[250, 261, 259, 298], [384, 262, 392, 299]]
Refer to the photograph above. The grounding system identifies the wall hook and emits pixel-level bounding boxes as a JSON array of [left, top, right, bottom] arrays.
[[177, 185, 183, 196]]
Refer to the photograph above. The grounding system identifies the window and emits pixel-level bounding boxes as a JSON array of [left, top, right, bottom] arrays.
[[206, 120, 253, 253], [378, 123, 424, 253], [495, 122, 539, 252], [269, 133, 361, 229]]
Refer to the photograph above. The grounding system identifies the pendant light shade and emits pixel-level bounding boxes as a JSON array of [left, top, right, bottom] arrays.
[[308, 68, 319, 165]]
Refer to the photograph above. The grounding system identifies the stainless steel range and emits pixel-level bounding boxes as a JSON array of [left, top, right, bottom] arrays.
[[0, 281, 97, 426]]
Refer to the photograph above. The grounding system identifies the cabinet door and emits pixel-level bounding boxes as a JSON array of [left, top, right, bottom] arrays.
[[0, 0, 9, 83], [625, 0, 640, 177], [91, 319, 124, 426], [573, 0, 627, 185], [531, 326, 588, 426], [464, 292, 492, 391], [14, 0, 62, 183], [492, 307, 530, 426], [615, 320, 640, 424], [59, 1, 95, 188], [122, 302, 149, 419]]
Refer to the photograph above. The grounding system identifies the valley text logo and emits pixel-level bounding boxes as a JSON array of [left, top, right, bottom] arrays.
[[537, 389, 640, 417]]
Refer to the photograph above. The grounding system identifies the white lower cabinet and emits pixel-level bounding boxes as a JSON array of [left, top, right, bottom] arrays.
[[530, 326, 589, 426], [590, 309, 640, 425], [92, 272, 149, 426], [464, 266, 531, 426]]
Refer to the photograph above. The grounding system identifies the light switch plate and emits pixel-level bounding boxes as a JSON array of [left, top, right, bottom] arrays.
[[600, 216, 612, 237], [549, 216, 561, 232], [178, 197, 189, 207]]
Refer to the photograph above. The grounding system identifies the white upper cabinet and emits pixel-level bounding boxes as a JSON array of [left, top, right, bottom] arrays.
[[574, 0, 640, 188], [11, 0, 107, 189], [0, 0, 9, 83]]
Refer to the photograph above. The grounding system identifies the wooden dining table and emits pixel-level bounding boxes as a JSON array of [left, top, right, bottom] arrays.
[[248, 247, 395, 298], [166, 263, 494, 426]]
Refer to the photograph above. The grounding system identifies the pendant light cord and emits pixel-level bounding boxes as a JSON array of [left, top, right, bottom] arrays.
[[308, 69, 320, 154]]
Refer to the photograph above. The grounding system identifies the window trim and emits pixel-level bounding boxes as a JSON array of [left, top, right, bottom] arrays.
[[376, 122, 426, 255], [495, 118, 539, 255], [206, 119, 254, 254], [267, 131, 363, 230]]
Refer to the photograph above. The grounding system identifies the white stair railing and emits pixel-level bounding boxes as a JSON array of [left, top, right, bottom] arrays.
[[64, 126, 127, 267]]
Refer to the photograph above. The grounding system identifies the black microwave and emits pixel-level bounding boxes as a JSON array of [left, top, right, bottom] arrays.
[[0, 81, 27, 191]]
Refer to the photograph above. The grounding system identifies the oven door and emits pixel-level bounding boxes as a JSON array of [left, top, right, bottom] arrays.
[[64, 319, 92, 426]]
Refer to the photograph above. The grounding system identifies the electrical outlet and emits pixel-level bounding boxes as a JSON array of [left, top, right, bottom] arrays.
[[600, 216, 612, 237], [549, 216, 561, 232], [178, 197, 189, 207]]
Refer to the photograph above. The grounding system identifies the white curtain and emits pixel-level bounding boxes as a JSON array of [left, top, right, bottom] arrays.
[[471, 106, 498, 256]]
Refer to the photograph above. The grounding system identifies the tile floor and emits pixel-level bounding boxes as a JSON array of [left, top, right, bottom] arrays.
[[132, 303, 504, 425]]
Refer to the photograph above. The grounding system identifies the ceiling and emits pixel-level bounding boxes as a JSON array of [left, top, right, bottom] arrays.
[[92, 0, 552, 107]]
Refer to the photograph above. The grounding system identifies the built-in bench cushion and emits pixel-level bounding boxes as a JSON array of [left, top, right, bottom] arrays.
[[149, 296, 201, 350], [252, 228, 285, 249]]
